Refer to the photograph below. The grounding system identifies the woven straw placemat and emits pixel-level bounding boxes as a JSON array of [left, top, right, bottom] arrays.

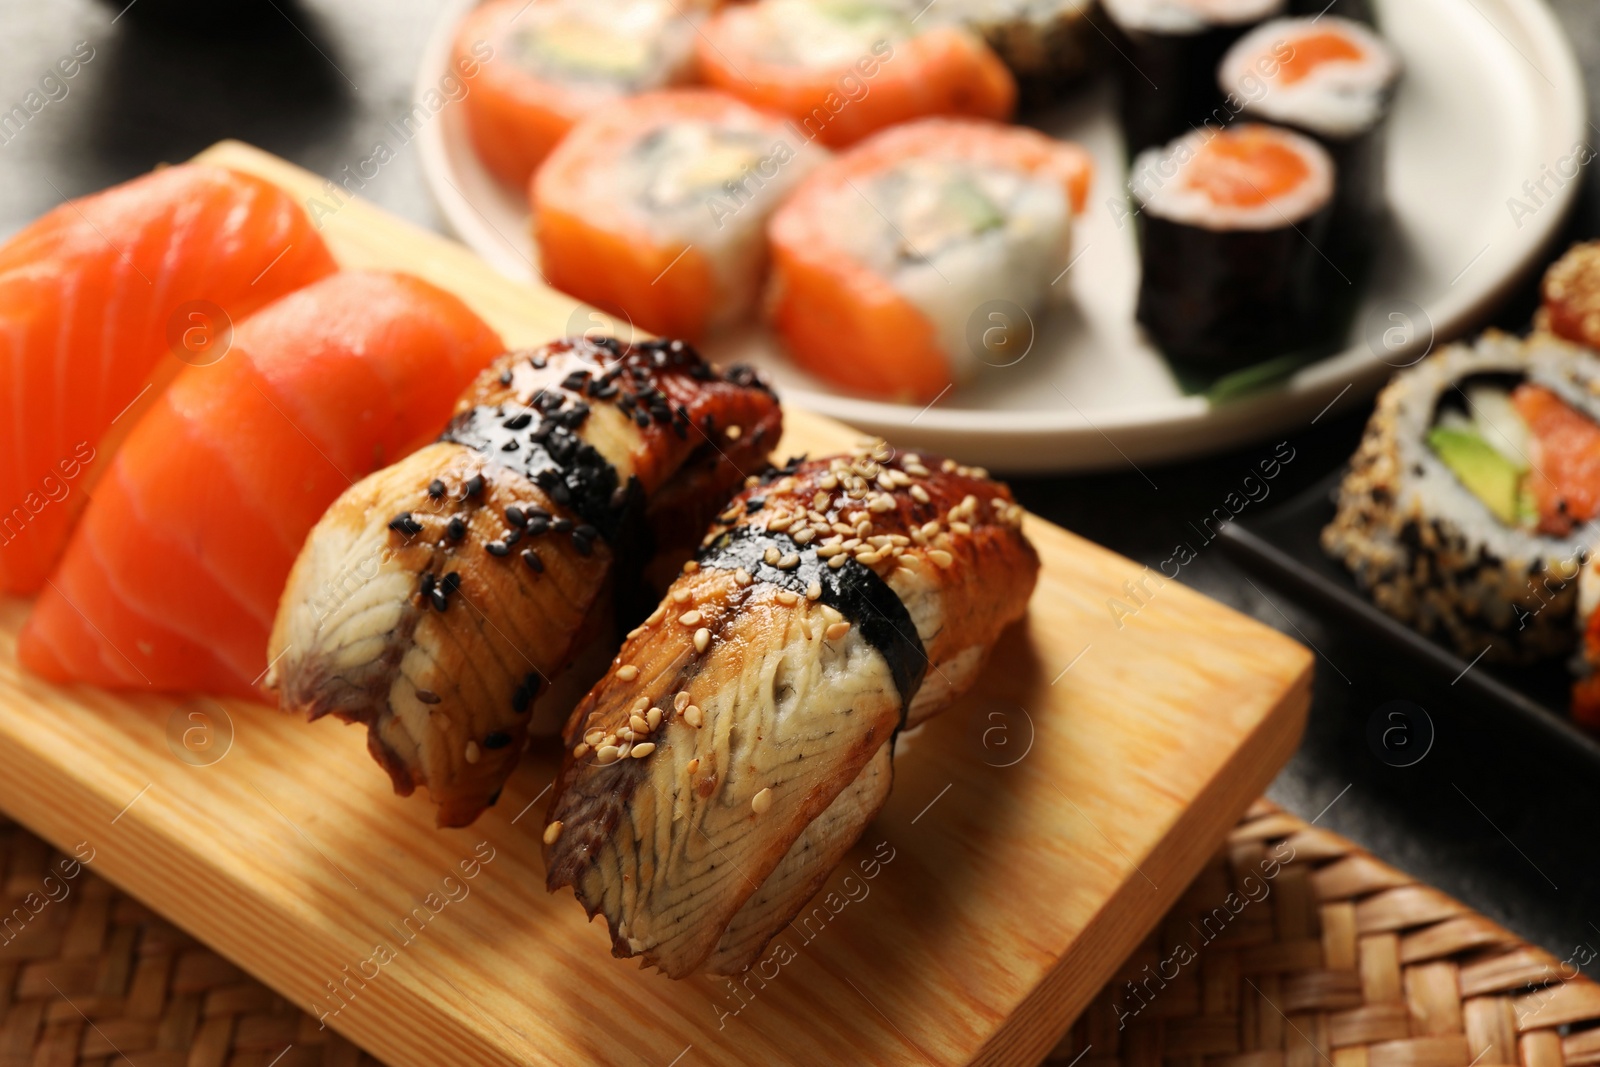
[[1050, 799, 1600, 1067], [3, 799, 1595, 1066]]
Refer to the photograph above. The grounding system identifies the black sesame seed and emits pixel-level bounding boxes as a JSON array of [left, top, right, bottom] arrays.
[[499, 369, 513, 386], [575, 523, 598, 541], [486, 540, 510, 557], [416, 689, 441, 705], [430, 588, 449, 612], [524, 515, 550, 536], [552, 517, 573, 534], [512, 673, 542, 713], [522, 548, 544, 573], [572, 535, 594, 557], [447, 516, 466, 541], [610, 486, 630, 509], [531, 354, 548, 370], [505, 506, 526, 527], [562, 370, 590, 392], [428, 479, 446, 499], [501, 439, 520, 452], [503, 411, 532, 431], [419, 572, 436, 599], [483, 731, 512, 750], [525, 506, 550, 522], [388, 513, 424, 537], [443, 571, 462, 591], [504, 528, 521, 546], [463, 474, 485, 499], [634, 410, 651, 428]]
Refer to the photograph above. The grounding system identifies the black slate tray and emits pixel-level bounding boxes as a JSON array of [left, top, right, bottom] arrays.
[[1217, 469, 1600, 769]]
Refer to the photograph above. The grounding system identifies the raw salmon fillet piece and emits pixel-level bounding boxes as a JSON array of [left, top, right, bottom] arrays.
[[18, 272, 505, 697], [0, 164, 338, 593]]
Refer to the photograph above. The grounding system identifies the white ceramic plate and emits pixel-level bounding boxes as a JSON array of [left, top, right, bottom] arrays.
[[417, 0, 1586, 472]]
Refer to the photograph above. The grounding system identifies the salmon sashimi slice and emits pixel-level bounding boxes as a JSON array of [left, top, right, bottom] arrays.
[[543, 444, 1038, 976], [1511, 383, 1600, 537], [268, 338, 783, 827], [0, 164, 337, 594], [18, 272, 504, 697]]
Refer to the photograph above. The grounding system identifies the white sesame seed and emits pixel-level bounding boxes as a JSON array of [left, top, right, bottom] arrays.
[[616, 742, 632, 759], [921, 521, 941, 538], [903, 453, 920, 466], [816, 542, 846, 558], [868, 494, 895, 513], [764, 546, 780, 565], [726, 425, 743, 440], [543, 820, 564, 845], [942, 459, 957, 472], [776, 590, 798, 606], [683, 705, 704, 728], [735, 568, 752, 586], [631, 742, 656, 758], [777, 553, 800, 569], [972, 467, 989, 479], [929, 549, 954, 568], [752, 788, 773, 815], [573, 742, 590, 758], [820, 474, 838, 490], [806, 581, 822, 601], [856, 550, 881, 566], [618, 727, 634, 742], [679, 610, 703, 626], [464, 741, 481, 764], [909, 484, 930, 504], [694, 628, 711, 654], [633, 696, 651, 712], [626, 625, 646, 640], [828, 554, 848, 569], [646, 606, 666, 625], [616, 665, 639, 681], [674, 692, 690, 712], [951, 521, 972, 535], [630, 713, 650, 734], [825, 621, 851, 641], [584, 728, 606, 746], [647, 707, 663, 730], [682, 560, 699, 574], [768, 514, 793, 532], [672, 588, 692, 603], [686, 758, 700, 775]]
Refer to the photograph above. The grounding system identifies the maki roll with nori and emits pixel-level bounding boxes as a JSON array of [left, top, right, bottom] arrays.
[[1324, 332, 1600, 666], [919, 0, 1099, 101], [1101, 0, 1286, 154], [767, 118, 1094, 401], [1219, 17, 1400, 280], [1130, 123, 1334, 365], [533, 90, 827, 341]]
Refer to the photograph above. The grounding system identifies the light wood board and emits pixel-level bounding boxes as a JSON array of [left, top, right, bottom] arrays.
[[0, 141, 1313, 1067]]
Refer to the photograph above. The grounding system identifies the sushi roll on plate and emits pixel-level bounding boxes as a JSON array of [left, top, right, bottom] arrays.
[[1323, 332, 1600, 666], [695, 0, 1016, 148], [918, 0, 1099, 100], [532, 89, 827, 342], [767, 117, 1093, 402], [1539, 240, 1600, 350], [454, 0, 713, 191], [1101, 0, 1286, 154], [1129, 122, 1336, 366], [1219, 16, 1400, 278]]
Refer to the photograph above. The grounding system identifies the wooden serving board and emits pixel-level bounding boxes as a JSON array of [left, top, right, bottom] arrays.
[[0, 142, 1312, 1067]]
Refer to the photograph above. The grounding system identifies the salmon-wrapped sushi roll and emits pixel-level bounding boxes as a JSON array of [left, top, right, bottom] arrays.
[[767, 118, 1092, 402], [696, 0, 1016, 149], [533, 90, 828, 341], [455, 0, 713, 191]]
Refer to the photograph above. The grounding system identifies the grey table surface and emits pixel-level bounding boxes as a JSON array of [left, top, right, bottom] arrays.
[[1, 0, 1597, 1004]]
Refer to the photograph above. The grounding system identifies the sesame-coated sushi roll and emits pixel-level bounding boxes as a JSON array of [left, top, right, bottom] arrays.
[[1102, 0, 1286, 154], [1130, 123, 1334, 365], [543, 443, 1038, 977], [1538, 241, 1600, 349], [1323, 332, 1600, 668], [455, 0, 713, 191], [1220, 17, 1400, 280], [695, 0, 1016, 149], [767, 118, 1093, 402], [532, 90, 828, 341]]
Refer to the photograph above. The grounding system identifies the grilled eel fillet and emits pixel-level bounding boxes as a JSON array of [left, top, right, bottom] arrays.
[[543, 442, 1039, 976], [267, 337, 782, 828]]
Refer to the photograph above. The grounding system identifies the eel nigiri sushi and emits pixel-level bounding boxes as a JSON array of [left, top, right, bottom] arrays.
[[268, 337, 783, 827], [0, 164, 336, 595], [455, 0, 712, 191], [696, 0, 1016, 149], [533, 89, 827, 341], [544, 443, 1039, 977], [18, 272, 505, 698], [767, 118, 1092, 401]]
